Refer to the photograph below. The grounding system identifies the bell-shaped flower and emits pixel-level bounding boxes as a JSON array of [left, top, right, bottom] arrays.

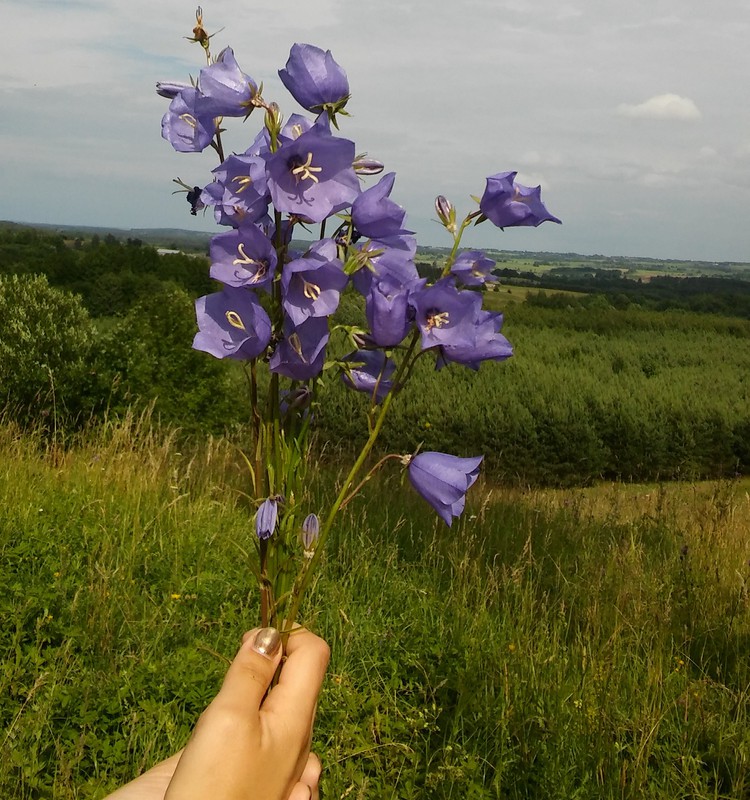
[[193, 287, 272, 360], [437, 310, 513, 370], [409, 278, 483, 352], [341, 349, 396, 404], [209, 225, 277, 291], [161, 86, 216, 153], [352, 233, 418, 296], [407, 451, 483, 527], [278, 43, 350, 114], [198, 46, 258, 118], [255, 497, 278, 540], [281, 239, 348, 326], [201, 154, 270, 227], [301, 513, 320, 551], [364, 275, 417, 347], [450, 250, 497, 286], [264, 121, 359, 223], [269, 317, 330, 380], [351, 173, 412, 240], [479, 171, 561, 228]]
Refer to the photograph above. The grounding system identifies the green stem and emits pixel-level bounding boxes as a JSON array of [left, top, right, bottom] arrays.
[[442, 211, 481, 276]]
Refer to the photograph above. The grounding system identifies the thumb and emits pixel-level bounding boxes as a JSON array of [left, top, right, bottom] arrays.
[[212, 627, 283, 718]]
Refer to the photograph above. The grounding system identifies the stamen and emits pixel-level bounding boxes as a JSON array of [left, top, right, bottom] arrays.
[[291, 152, 323, 184], [179, 113, 198, 129], [225, 310, 246, 330], [425, 310, 450, 331], [231, 175, 253, 194], [302, 279, 321, 301]]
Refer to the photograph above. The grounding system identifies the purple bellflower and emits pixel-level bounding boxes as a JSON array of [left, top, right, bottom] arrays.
[[341, 349, 396, 404], [198, 46, 258, 118], [410, 279, 483, 352], [407, 452, 483, 527], [365, 275, 417, 347], [161, 86, 216, 153], [193, 286, 272, 360], [281, 239, 348, 326], [278, 43, 350, 114], [301, 513, 320, 551], [437, 310, 513, 370], [201, 154, 270, 227], [479, 172, 561, 228], [450, 250, 498, 286], [265, 121, 359, 222], [256, 497, 278, 540], [351, 172, 412, 240], [269, 317, 330, 380], [209, 225, 277, 291]]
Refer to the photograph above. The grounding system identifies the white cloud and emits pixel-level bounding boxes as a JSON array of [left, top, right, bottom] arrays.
[[616, 93, 701, 121]]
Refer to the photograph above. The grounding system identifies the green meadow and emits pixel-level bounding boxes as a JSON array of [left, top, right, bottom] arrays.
[[2, 419, 750, 799]]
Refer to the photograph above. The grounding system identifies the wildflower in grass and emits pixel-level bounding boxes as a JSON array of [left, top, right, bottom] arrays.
[[161, 87, 216, 152], [256, 497, 278, 540], [209, 225, 277, 290], [281, 239, 348, 326], [479, 171, 561, 228], [265, 120, 359, 222], [352, 172, 412, 240], [278, 43, 350, 116], [341, 349, 396, 403], [193, 286, 271, 360], [450, 250, 497, 286], [301, 513, 320, 552], [269, 317, 329, 379], [406, 451, 483, 526]]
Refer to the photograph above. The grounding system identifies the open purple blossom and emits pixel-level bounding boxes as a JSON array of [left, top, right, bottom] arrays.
[[264, 121, 359, 222], [209, 225, 277, 290], [161, 86, 216, 153], [407, 452, 483, 527], [410, 278, 483, 351], [278, 43, 350, 114], [201, 154, 270, 227], [269, 317, 330, 380], [450, 250, 498, 286], [198, 46, 258, 118], [351, 172, 412, 240], [352, 233, 418, 296], [437, 310, 513, 370], [256, 497, 278, 540], [282, 239, 348, 326], [341, 349, 396, 404], [193, 286, 272, 360], [479, 171, 561, 228]]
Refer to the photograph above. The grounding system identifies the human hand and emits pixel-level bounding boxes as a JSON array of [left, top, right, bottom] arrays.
[[106, 627, 329, 800]]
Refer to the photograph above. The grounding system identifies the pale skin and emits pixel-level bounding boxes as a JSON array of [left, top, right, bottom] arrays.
[[106, 627, 330, 800]]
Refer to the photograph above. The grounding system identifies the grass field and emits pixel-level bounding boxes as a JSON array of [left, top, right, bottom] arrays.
[[2, 419, 750, 798]]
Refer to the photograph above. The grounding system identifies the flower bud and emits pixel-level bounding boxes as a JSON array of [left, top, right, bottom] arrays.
[[435, 195, 457, 232], [301, 513, 320, 553], [353, 156, 385, 175], [255, 497, 278, 540], [156, 81, 191, 99]]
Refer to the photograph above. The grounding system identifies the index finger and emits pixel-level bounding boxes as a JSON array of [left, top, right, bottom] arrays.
[[261, 628, 330, 724]]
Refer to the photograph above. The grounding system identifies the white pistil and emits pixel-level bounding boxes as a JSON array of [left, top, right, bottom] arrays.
[[291, 152, 323, 184], [225, 311, 246, 330], [233, 243, 258, 266], [179, 113, 198, 129], [426, 311, 450, 331]]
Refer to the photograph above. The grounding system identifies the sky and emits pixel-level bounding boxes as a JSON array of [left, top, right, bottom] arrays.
[[2, 0, 750, 262]]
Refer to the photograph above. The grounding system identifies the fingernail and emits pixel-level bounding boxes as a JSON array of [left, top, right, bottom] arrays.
[[252, 627, 281, 658]]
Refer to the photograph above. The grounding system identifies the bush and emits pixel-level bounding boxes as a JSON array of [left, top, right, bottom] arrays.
[[0, 274, 96, 425]]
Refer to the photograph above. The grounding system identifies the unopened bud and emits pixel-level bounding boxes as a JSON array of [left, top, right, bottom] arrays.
[[353, 155, 385, 175], [435, 195, 457, 232], [156, 81, 191, 100], [301, 513, 320, 554]]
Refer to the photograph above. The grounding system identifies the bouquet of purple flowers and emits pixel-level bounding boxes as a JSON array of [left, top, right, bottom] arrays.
[[157, 8, 560, 636]]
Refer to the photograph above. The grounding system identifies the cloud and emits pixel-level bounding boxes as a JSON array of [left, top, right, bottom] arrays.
[[616, 93, 701, 121]]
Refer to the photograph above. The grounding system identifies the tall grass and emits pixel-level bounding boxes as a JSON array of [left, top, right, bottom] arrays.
[[1, 420, 750, 798]]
